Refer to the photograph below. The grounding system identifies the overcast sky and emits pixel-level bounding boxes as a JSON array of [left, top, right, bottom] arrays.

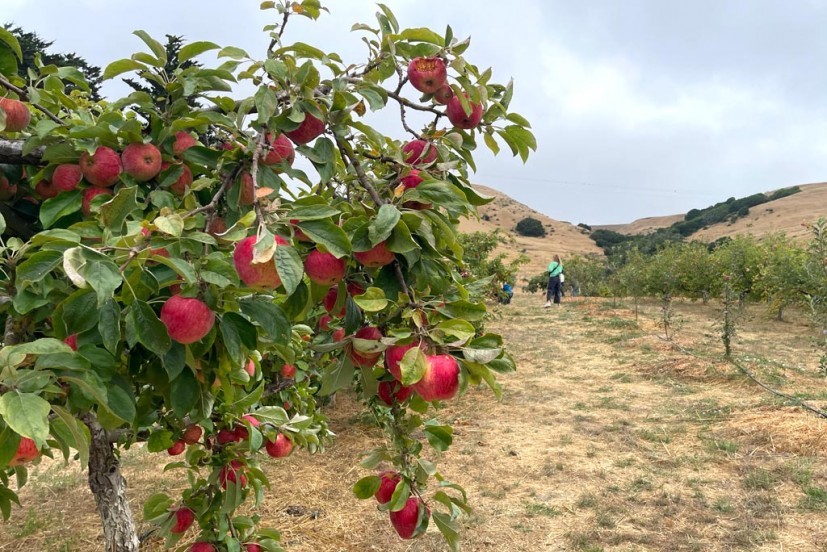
[[5, 0, 827, 224]]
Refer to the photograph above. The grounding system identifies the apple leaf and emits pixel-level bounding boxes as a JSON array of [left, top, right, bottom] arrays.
[[433, 511, 460, 552], [130, 300, 171, 357], [399, 346, 427, 386], [368, 204, 400, 246], [352, 476, 381, 499], [353, 287, 387, 312], [39, 190, 82, 228], [178, 41, 220, 63], [0, 391, 51, 448], [387, 479, 411, 512]]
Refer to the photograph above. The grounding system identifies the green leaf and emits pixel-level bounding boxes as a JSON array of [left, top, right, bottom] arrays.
[[433, 511, 460, 552], [275, 244, 304, 296], [319, 360, 355, 396], [352, 476, 381, 500], [400, 28, 444, 45], [368, 204, 401, 246], [0, 392, 51, 448], [218, 46, 250, 59], [178, 41, 220, 62], [147, 430, 174, 453], [132, 30, 167, 64], [0, 426, 21, 467], [399, 346, 428, 386], [297, 219, 351, 257], [170, 368, 200, 417], [287, 205, 340, 221], [353, 287, 388, 312], [62, 289, 100, 333], [438, 300, 487, 321], [39, 190, 82, 228], [0, 28, 22, 61], [182, 146, 222, 169], [153, 214, 184, 237], [163, 343, 186, 381], [255, 86, 278, 122], [16, 250, 63, 286], [436, 319, 476, 343], [423, 421, 453, 452], [7, 338, 71, 355], [106, 386, 136, 425], [100, 186, 139, 231], [143, 492, 173, 521], [98, 299, 121, 354], [387, 479, 411, 512], [130, 300, 171, 356], [51, 405, 90, 468], [102, 58, 146, 80], [239, 299, 290, 343]]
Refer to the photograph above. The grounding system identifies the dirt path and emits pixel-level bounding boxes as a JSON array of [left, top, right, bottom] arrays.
[[3, 295, 827, 551]]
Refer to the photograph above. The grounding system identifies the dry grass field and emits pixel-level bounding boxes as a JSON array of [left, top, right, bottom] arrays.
[[3, 293, 827, 551]]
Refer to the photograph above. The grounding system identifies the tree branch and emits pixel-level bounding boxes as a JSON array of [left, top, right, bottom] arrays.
[[0, 75, 65, 126], [0, 138, 43, 165]]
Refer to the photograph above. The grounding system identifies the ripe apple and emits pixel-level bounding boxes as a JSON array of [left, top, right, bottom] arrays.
[[407, 57, 447, 94], [234, 414, 260, 441], [261, 133, 295, 167], [233, 235, 288, 288], [446, 93, 484, 129], [173, 131, 198, 157], [206, 216, 227, 237], [265, 433, 294, 458], [0, 175, 17, 200], [389, 496, 428, 540], [182, 424, 203, 445], [8, 437, 39, 466], [219, 460, 247, 489], [384, 343, 422, 382], [374, 471, 401, 504], [280, 363, 296, 378], [190, 543, 215, 552], [304, 249, 346, 286], [377, 380, 414, 406], [167, 439, 186, 456], [238, 171, 255, 206], [413, 354, 460, 401], [121, 143, 162, 182], [160, 295, 215, 344], [81, 186, 114, 216], [35, 180, 58, 199], [217, 428, 239, 445], [402, 139, 437, 166], [322, 282, 365, 316], [319, 314, 333, 330], [0, 98, 31, 132], [290, 219, 311, 242], [244, 358, 256, 377], [432, 84, 454, 105], [399, 169, 432, 210], [332, 328, 346, 342], [285, 113, 325, 145], [64, 334, 78, 351], [348, 326, 383, 368], [170, 507, 195, 534], [80, 146, 122, 188], [354, 241, 395, 268], [52, 164, 83, 192], [245, 544, 262, 552], [161, 162, 193, 196]]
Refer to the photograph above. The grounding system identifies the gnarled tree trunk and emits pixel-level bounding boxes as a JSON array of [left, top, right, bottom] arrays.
[[86, 416, 140, 552]]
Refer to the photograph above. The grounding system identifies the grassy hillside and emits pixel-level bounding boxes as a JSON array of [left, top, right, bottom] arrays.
[[460, 184, 602, 277]]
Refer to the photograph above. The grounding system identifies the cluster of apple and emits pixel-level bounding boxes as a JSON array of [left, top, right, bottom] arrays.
[[407, 56, 484, 129]]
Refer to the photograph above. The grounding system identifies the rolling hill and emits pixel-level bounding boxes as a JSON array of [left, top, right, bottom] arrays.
[[460, 185, 602, 277]]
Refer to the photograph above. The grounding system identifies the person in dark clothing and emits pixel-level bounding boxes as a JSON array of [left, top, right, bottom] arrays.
[[544, 254, 563, 307]]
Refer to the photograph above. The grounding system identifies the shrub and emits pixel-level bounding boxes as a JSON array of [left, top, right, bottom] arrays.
[[515, 217, 546, 237]]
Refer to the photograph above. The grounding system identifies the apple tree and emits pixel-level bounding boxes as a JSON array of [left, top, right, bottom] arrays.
[[0, 2, 535, 551]]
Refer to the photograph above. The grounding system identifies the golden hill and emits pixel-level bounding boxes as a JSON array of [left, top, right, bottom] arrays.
[[460, 184, 602, 278], [594, 181, 827, 241]]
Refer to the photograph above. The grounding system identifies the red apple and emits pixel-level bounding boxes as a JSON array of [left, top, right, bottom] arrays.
[[170, 507, 195, 534], [446, 93, 484, 129], [354, 241, 395, 268], [400, 169, 423, 190], [322, 282, 365, 316], [280, 363, 296, 378], [245, 544, 262, 552], [52, 164, 83, 192], [8, 437, 39, 466], [182, 424, 203, 445], [234, 414, 260, 441], [285, 113, 325, 145], [233, 235, 288, 288], [261, 133, 295, 167], [173, 131, 198, 157], [238, 171, 255, 206], [190, 543, 215, 552], [413, 354, 460, 401], [121, 143, 162, 182], [265, 433, 294, 458], [319, 314, 333, 330], [81, 186, 113, 216], [80, 146, 122, 188], [389, 496, 429, 540], [348, 326, 383, 368], [160, 295, 215, 344], [35, 180, 58, 199], [402, 140, 437, 166], [161, 162, 193, 196], [64, 334, 78, 351], [432, 84, 454, 105], [290, 219, 312, 242], [167, 439, 186, 456], [206, 216, 227, 237], [384, 343, 422, 382], [377, 380, 414, 406], [375, 471, 401, 504], [219, 460, 247, 489], [217, 428, 240, 445], [407, 57, 447, 94], [304, 249, 346, 286], [0, 98, 31, 132], [244, 358, 256, 377]]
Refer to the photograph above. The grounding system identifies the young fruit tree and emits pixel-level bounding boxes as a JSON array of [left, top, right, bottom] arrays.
[[0, 2, 535, 551]]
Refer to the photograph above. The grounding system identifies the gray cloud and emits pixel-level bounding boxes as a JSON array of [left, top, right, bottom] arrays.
[[5, 1, 826, 224]]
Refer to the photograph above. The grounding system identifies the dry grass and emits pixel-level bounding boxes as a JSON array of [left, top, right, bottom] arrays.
[[3, 294, 827, 551]]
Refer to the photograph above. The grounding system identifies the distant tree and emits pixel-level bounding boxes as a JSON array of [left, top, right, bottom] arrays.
[[123, 34, 202, 110], [3, 24, 102, 99], [459, 230, 527, 300], [515, 216, 546, 237]]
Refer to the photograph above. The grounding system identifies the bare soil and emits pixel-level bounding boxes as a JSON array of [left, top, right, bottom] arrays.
[[3, 294, 827, 551]]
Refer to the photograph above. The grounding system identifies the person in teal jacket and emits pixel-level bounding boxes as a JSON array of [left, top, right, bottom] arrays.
[[544, 254, 563, 307]]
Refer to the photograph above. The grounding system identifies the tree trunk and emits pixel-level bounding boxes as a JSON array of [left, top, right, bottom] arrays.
[[702, 290, 709, 305], [777, 307, 783, 321], [86, 416, 140, 552]]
